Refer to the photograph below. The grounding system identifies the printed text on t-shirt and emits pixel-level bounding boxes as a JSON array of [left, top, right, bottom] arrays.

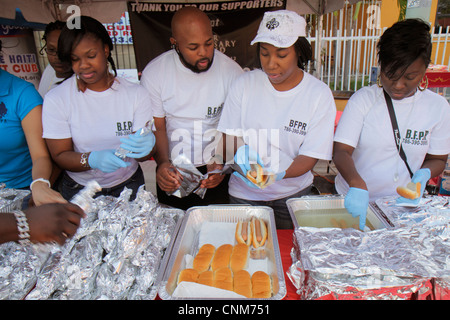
[[116, 121, 133, 136], [284, 119, 307, 135]]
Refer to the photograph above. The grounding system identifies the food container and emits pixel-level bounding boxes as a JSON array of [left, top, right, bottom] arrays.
[[287, 195, 394, 230], [158, 205, 287, 299]]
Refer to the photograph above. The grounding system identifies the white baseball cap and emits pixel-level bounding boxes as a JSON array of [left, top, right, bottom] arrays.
[[251, 10, 307, 48]]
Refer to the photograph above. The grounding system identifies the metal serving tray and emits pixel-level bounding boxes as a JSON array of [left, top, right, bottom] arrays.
[[287, 195, 394, 230], [158, 205, 287, 300]]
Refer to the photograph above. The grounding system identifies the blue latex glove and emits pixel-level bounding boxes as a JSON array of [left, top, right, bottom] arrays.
[[233, 145, 264, 188], [119, 130, 156, 159], [275, 171, 286, 181], [396, 168, 431, 206], [88, 149, 130, 173], [234, 145, 263, 173], [344, 187, 369, 231]]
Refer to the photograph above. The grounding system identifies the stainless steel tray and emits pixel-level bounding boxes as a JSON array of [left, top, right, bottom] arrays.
[[287, 195, 394, 230], [158, 205, 287, 300]]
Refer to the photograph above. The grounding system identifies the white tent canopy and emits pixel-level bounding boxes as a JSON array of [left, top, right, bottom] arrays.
[[0, 0, 356, 24]]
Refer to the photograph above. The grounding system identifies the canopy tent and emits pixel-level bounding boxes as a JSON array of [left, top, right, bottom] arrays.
[[0, 0, 358, 24]]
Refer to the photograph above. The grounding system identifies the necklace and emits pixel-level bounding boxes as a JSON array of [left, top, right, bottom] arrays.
[[393, 91, 416, 182]]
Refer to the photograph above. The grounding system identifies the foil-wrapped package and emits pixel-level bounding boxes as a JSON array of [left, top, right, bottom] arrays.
[[288, 199, 449, 300], [167, 154, 225, 199], [25, 185, 183, 300], [0, 184, 30, 212]]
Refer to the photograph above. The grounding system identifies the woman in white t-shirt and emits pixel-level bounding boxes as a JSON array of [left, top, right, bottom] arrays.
[[38, 21, 71, 97], [218, 10, 336, 229], [333, 19, 450, 230], [43, 16, 155, 201]]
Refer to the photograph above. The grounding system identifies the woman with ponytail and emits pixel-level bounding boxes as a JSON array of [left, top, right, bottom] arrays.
[[42, 16, 156, 201]]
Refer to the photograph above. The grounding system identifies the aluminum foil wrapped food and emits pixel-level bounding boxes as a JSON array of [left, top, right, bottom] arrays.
[[0, 183, 31, 212], [23, 185, 182, 300], [288, 196, 449, 300], [0, 183, 101, 299], [167, 154, 225, 199]]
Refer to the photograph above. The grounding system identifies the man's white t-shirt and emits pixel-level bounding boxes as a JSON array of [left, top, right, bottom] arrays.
[[334, 85, 450, 201], [140, 49, 243, 166], [42, 75, 154, 188], [38, 65, 64, 97], [217, 69, 336, 201]]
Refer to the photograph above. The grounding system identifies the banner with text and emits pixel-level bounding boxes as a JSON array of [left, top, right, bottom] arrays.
[[127, 0, 286, 74], [0, 26, 41, 89]]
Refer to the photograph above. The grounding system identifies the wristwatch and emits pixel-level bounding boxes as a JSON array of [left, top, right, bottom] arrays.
[[80, 152, 91, 168]]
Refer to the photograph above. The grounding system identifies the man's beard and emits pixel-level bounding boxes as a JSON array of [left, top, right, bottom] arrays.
[[175, 47, 214, 73]]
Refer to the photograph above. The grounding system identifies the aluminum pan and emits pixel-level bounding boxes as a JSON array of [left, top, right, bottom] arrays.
[[158, 205, 287, 300], [286, 195, 394, 230]]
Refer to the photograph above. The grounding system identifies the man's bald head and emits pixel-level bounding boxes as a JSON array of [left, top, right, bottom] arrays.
[[171, 6, 212, 39]]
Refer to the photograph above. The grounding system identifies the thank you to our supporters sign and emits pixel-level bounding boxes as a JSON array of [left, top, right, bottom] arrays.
[[127, 0, 286, 73]]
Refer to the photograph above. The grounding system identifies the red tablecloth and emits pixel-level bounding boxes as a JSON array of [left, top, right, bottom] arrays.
[[276, 229, 300, 300]]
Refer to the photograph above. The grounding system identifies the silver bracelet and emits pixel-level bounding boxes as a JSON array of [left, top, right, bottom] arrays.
[[13, 210, 31, 246]]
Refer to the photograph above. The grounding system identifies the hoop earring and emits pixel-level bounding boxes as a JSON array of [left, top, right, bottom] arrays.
[[418, 75, 428, 91], [377, 76, 383, 88]]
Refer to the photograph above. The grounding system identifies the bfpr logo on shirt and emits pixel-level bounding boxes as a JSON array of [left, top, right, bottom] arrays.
[[205, 103, 223, 119], [116, 121, 133, 136], [403, 129, 429, 146], [284, 119, 307, 136]]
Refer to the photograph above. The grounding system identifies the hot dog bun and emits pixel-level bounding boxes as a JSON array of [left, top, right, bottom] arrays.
[[397, 182, 421, 200], [177, 268, 199, 284], [211, 244, 232, 271], [197, 270, 213, 287], [235, 220, 252, 245], [230, 243, 249, 272], [213, 267, 233, 291], [251, 217, 268, 248], [246, 164, 270, 187], [233, 270, 252, 298], [251, 271, 272, 298], [193, 244, 215, 272]]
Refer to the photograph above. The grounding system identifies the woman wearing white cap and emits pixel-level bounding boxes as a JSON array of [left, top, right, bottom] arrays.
[[217, 10, 336, 229]]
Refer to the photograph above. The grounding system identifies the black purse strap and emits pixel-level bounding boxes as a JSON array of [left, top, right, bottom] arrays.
[[383, 90, 414, 178]]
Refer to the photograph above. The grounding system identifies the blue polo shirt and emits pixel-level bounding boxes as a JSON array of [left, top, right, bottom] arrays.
[[0, 69, 43, 188]]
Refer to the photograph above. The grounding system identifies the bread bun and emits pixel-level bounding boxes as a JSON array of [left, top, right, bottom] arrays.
[[193, 244, 215, 272], [251, 271, 272, 298], [246, 164, 270, 187], [251, 217, 268, 248], [397, 182, 421, 200], [230, 243, 249, 272], [211, 244, 232, 271], [233, 270, 252, 298], [197, 270, 213, 287], [235, 220, 252, 245], [213, 267, 233, 291], [177, 268, 199, 284]]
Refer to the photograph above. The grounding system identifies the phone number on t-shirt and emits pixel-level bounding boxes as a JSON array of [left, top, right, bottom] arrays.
[[284, 126, 306, 135]]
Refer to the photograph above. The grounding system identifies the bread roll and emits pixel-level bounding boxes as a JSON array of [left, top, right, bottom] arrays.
[[177, 268, 199, 284], [246, 164, 269, 187], [193, 244, 215, 272], [230, 243, 249, 272], [251, 217, 268, 248], [233, 270, 252, 298], [251, 271, 272, 298], [211, 244, 232, 271], [397, 182, 421, 200], [197, 270, 213, 287], [213, 267, 233, 291], [235, 220, 252, 245]]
